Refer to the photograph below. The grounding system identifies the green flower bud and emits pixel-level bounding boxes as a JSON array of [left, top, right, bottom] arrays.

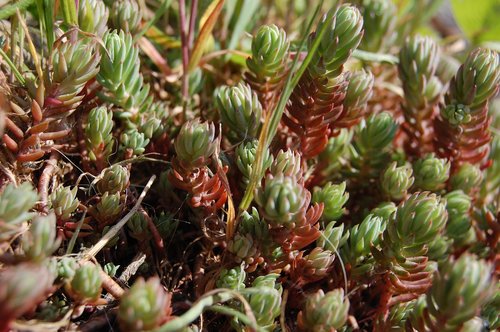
[[449, 163, 483, 194], [413, 154, 450, 191], [57, 257, 78, 281], [444, 190, 472, 240], [357, 0, 397, 52], [110, 0, 142, 34], [0, 263, 56, 327], [399, 35, 442, 109], [441, 103, 472, 125], [339, 70, 374, 127], [121, 130, 150, 156], [78, 0, 109, 36], [22, 213, 61, 262], [247, 25, 289, 78], [68, 264, 102, 303], [381, 162, 414, 200], [298, 289, 349, 332], [51, 39, 101, 109], [245, 274, 282, 329], [97, 164, 130, 194], [351, 112, 398, 178], [312, 182, 349, 221], [0, 183, 38, 241], [255, 174, 308, 228], [104, 263, 119, 277], [216, 267, 246, 291], [98, 30, 150, 113], [95, 192, 122, 227], [235, 140, 273, 188], [343, 214, 384, 264], [318, 129, 353, 175], [387, 192, 447, 252], [269, 149, 302, 179], [317, 222, 347, 252], [426, 255, 494, 330], [448, 48, 500, 109], [174, 119, 217, 169], [216, 83, 262, 142], [85, 106, 114, 161], [49, 186, 79, 220], [118, 277, 171, 331], [310, 5, 364, 78]]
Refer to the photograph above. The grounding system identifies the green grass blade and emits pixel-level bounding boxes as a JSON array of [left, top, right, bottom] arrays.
[[134, 0, 172, 42], [0, 46, 26, 85]]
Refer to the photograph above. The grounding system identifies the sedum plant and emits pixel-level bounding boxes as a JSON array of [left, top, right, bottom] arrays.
[[0, 1, 498, 331]]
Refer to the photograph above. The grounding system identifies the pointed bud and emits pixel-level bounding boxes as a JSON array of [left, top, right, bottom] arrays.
[[85, 106, 114, 161], [118, 277, 171, 331], [110, 0, 142, 34], [121, 130, 150, 156], [216, 267, 246, 291], [413, 154, 450, 191], [449, 163, 483, 194], [97, 164, 130, 194], [50, 186, 79, 220], [0, 183, 38, 241], [357, 0, 397, 52], [22, 213, 61, 262], [67, 264, 102, 303], [174, 119, 217, 170], [381, 162, 414, 200], [235, 140, 273, 188], [78, 0, 109, 36], [298, 289, 349, 332], [312, 181, 349, 221], [247, 25, 289, 78]]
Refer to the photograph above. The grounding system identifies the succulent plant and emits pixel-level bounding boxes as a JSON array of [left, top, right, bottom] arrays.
[[0, 263, 56, 332], [309, 5, 364, 78], [49, 38, 101, 112], [110, 0, 142, 34], [118, 277, 171, 331], [409, 255, 494, 331], [312, 181, 349, 221], [317, 222, 346, 252], [216, 83, 262, 143], [49, 186, 79, 220], [298, 289, 349, 332], [269, 149, 302, 179], [67, 264, 103, 303], [95, 192, 122, 227], [449, 163, 483, 194], [0, 183, 38, 241], [97, 164, 130, 194], [350, 112, 398, 180], [413, 154, 450, 191], [120, 130, 150, 156], [443, 190, 472, 241], [246, 25, 289, 80], [244, 274, 282, 329], [235, 140, 273, 188], [78, 0, 109, 36], [85, 106, 114, 161], [380, 162, 414, 200], [342, 214, 384, 266], [173, 119, 217, 170], [57, 257, 78, 281], [98, 30, 151, 116], [356, 0, 396, 52], [255, 174, 308, 228], [338, 70, 374, 128], [22, 213, 61, 262], [216, 267, 246, 291]]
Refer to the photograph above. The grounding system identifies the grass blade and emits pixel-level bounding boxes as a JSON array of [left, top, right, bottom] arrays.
[[0, 0, 34, 19], [187, 0, 225, 73]]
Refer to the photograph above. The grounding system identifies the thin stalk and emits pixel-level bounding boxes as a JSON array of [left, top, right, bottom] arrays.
[[187, 0, 198, 52], [16, 9, 43, 84], [0, 47, 25, 85], [179, 0, 189, 105]]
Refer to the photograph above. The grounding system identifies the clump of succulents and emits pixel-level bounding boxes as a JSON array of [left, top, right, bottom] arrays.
[[0, 1, 498, 331]]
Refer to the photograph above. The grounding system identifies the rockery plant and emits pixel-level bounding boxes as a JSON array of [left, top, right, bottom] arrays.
[[0, 0, 498, 331]]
